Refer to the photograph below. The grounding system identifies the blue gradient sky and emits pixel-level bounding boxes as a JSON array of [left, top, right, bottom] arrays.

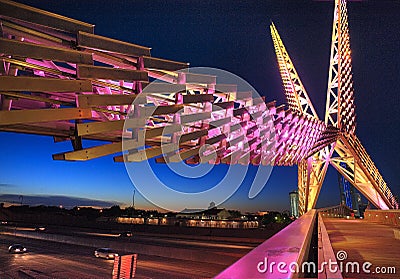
[[0, 0, 399, 212]]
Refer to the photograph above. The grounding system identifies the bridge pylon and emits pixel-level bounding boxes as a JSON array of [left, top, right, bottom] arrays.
[[271, 0, 398, 214]]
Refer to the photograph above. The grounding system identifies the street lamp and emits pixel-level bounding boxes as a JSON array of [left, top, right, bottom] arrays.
[[131, 189, 136, 234], [132, 189, 136, 215]]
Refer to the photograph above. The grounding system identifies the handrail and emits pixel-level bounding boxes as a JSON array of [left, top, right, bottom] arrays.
[[215, 210, 317, 279], [318, 214, 343, 279]]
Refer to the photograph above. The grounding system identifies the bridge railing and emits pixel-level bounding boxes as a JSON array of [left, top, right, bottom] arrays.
[[364, 209, 400, 227], [317, 214, 343, 279], [317, 204, 354, 218], [215, 210, 317, 279]]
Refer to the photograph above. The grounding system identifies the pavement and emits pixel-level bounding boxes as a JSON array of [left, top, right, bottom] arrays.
[[323, 218, 400, 279], [0, 229, 250, 278]]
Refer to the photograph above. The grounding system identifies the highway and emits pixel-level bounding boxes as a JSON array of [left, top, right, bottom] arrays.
[[7, 225, 261, 249], [76, 231, 256, 250], [0, 229, 251, 278]]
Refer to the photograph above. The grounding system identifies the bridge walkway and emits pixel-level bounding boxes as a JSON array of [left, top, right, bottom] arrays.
[[323, 218, 399, 279]]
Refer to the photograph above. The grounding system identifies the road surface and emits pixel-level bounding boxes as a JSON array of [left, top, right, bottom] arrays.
[[0, 234, 230, 278]]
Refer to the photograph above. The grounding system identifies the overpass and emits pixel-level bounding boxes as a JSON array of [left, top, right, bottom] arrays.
[[0, 0, 399, 277]]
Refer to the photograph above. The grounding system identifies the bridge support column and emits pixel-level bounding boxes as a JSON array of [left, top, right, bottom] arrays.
[[298, 150, 331, 216]]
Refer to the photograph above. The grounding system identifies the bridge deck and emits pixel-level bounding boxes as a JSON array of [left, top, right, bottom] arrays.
[[323, 218, 399, 279]]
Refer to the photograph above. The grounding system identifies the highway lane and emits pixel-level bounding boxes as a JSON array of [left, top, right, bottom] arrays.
[[0, 234, 227, 278], [78, 231, 255, 250], [5, 225, 257, 257], [0, 234, 112, 278], [8, 223, 265, 245]]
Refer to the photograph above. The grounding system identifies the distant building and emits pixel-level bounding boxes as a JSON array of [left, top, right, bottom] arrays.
[[289, 190, 299, 218], [177, 208, 205, 218], [177, 207, 231, 220], [208, 202, 216, 209], [337, 162, 361, 217], [256, 211, 269, 216], [176, 207, 259, 229]]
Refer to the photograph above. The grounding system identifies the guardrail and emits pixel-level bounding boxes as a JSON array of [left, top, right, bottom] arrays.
[[317, 204, 354, 218], [364, 209, 400, 227]]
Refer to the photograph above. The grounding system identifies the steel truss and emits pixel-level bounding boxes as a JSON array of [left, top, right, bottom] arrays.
[[271, 0, 398, 213]]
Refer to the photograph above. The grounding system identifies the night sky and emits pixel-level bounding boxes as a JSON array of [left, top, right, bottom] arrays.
[[0, 0, 399, 212]]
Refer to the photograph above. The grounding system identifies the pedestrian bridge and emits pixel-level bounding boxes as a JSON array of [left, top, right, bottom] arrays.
[[216, 208, 400, 279]]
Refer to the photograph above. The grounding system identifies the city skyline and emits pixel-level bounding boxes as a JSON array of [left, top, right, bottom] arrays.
[[0, 0, 399, 213]]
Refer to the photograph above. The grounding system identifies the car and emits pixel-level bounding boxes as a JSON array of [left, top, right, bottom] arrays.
[[94, 248, 118, 259], [119, 231, 133, 237], [34, 226, 46, 232], [8, 244, 27, 254]]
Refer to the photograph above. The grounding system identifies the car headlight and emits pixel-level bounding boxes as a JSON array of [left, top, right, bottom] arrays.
[[23, 248, 26, 251], [15, 249, 20, 252]]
